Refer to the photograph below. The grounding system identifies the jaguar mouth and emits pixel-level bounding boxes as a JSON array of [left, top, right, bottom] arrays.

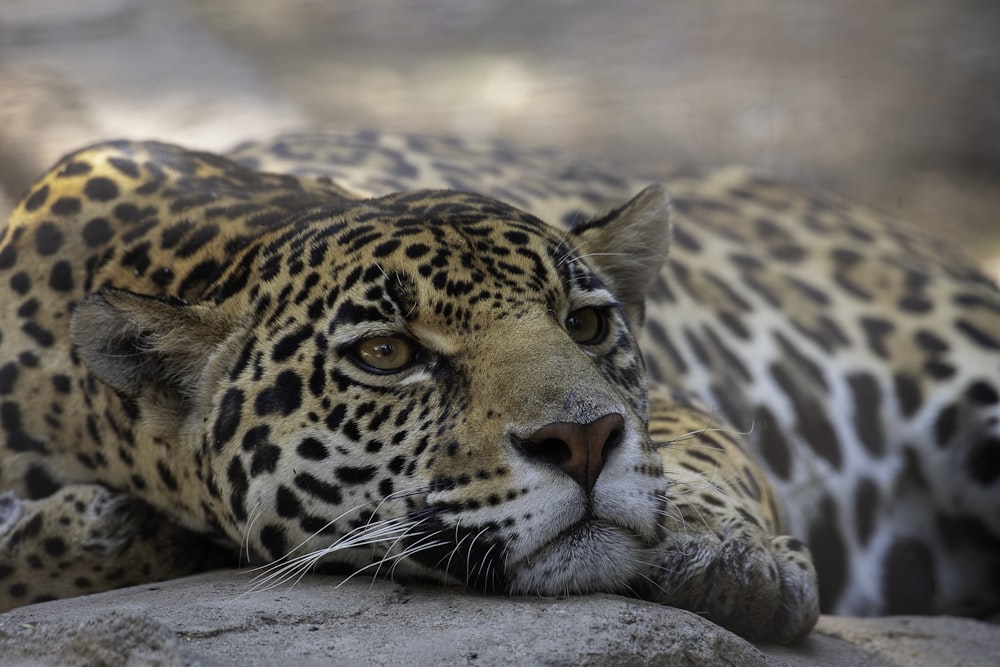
[[398, 509, 653, 596], [406, 459, 667, 595], [505, 517, 652, 596]]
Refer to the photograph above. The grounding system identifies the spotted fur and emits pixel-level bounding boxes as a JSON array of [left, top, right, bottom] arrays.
[[0, 130, 995, 642], [232, 132, 1000, 618]]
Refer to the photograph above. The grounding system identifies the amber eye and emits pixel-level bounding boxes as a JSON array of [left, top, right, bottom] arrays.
[[565, 307, 607, 345], [353, 336, 416, 373]]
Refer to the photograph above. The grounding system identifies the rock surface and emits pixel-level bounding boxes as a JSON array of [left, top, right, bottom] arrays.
[[0, 571, 996, 666]]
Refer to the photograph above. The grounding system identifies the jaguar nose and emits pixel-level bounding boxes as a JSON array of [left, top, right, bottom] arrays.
[[519, 413, 625, 491]]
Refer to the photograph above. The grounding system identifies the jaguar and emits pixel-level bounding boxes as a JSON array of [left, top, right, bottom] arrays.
[[0, 131, 996, 644]]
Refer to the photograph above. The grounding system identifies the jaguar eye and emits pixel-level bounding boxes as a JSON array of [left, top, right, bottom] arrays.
[[565, 307, 608, 345], [352, 336, 416, 373]]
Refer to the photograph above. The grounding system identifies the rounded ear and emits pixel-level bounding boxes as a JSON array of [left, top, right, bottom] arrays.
[[71, 288, 240, 413], [570, 185, 671, 325]]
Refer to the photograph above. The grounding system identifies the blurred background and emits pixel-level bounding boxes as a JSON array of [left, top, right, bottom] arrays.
[[2, 0, 998, 268]]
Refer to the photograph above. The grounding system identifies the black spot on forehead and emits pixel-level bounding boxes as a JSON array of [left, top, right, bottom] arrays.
[[334, 300, 386, 327], [378, 189, 545, 230], [273, 324, 315, 362]]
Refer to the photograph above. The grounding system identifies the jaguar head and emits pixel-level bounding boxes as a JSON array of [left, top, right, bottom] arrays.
[[72, 184, 672, 596]]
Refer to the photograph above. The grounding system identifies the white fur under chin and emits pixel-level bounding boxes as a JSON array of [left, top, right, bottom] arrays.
[[506, 522, 648, 596]]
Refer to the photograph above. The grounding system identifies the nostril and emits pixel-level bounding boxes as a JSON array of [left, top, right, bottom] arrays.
[[519, 437, 574, 470], [515, 413, 625, 491], [604, 423, 624, 455]]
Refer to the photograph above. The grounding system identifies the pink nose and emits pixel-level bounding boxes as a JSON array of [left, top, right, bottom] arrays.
[[521, 413, 625, 491]]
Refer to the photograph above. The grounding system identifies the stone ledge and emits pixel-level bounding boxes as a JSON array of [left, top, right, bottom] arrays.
[[1, 571, 995, 666]]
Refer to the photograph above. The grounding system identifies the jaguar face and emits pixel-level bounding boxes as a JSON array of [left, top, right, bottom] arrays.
[[72, 186, 672, 595]]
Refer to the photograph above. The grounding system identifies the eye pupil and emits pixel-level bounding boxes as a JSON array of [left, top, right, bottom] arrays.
[[565, 307, 606, 345], [354, 336, 414, 373], [372, 342, 394, 357]]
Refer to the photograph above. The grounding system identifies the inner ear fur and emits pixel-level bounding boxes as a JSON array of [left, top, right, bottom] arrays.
[[570, 184, 671, 326], [71, 288, 241, 409]]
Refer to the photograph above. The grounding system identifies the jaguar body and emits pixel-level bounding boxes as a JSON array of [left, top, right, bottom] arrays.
[[1, 131, 997, 643]]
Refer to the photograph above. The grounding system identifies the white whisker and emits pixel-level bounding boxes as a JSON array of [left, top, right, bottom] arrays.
[[245, 515, 428, 593]]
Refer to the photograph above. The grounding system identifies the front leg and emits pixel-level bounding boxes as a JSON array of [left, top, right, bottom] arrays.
[[0, 484, 221, 611], [642, 392, 819, 643]]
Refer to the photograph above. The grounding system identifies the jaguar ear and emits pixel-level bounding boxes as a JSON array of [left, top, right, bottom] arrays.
[[71, 288, 241, 424], [571, 185, 671, 326]]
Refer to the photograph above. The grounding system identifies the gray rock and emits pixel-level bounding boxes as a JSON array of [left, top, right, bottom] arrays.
[[0, 571, 767, 666], [1, 571, 997, 666]]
